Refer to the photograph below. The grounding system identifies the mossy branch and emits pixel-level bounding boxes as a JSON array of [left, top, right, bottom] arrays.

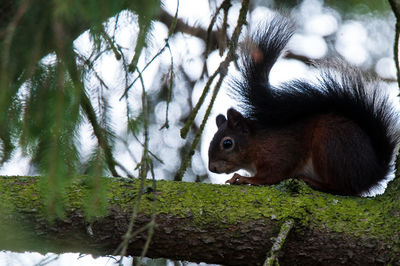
[[1, 176, 400, 265]]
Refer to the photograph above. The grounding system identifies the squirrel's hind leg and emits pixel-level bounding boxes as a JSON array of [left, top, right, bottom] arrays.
[[297, 175, 337, 193]]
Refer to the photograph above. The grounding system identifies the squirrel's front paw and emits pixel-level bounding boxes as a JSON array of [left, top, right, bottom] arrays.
[[225, 173, 246, 185]]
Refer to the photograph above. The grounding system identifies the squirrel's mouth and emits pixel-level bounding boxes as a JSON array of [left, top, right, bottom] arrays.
[[208, 160, 237, 174]]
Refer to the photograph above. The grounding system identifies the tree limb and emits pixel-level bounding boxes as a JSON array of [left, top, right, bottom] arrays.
[[158, 8, 219, 51], [1, 176, 400, 265]]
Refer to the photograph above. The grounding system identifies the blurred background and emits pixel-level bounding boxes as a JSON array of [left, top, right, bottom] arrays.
[[0, 0, 397, 265]]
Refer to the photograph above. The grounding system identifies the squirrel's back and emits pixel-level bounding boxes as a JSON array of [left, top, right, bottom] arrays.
[[223, 15, 400, 195]]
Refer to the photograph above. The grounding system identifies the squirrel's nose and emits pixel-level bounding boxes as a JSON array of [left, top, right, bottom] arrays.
[[208, 162, 218, 173]]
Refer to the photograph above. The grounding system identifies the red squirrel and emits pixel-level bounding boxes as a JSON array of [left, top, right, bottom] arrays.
[[208, 16, 400, 196]]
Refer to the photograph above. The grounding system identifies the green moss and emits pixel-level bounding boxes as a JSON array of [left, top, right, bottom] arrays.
[[1, 176, 399, 247], [0, 176, 41, 213], [108, 178, 400, 245]]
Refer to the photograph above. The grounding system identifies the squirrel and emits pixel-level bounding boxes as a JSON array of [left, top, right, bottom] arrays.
[[207, 16, 400, 196]]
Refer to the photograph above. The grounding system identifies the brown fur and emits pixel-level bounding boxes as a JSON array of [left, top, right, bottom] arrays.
[[210, 15, 398, 196], [209, 109, 383, 195]]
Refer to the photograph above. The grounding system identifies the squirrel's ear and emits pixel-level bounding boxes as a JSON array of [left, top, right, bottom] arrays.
[[216, 114, 226, 128], [227, 108, 250, 133]]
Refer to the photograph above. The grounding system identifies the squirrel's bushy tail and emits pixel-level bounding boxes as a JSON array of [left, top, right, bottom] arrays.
[[239, 15, 294, 95], [235, 15, 295, 123], [233, 15, 400, 193]]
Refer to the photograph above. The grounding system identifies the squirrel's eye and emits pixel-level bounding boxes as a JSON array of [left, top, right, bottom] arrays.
[[222, 138, 233, 150]]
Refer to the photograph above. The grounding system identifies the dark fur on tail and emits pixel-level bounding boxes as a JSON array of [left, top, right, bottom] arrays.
[[232, 15, 399, 194]]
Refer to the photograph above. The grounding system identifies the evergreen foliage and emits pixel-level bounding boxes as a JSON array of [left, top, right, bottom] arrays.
[[0, 0, 160, 218]]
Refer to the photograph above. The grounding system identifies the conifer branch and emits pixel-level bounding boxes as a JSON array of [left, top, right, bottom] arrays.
[[79, 92, 120, 178], [69, 56, 120, 178], [120, 0, 180, 100]]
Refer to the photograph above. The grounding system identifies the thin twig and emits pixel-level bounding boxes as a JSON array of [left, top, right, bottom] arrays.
[[137, 219, 155, 266], [100, 27, 122, 60], [68, 49, 120, 178], [113, 160, 135, 179], [205, 0, 231, 57], [120, 45, 166, 100], [76, 53, 111, 90], [175, 64, 228, 180], [114, 0, 179, 251], [137, 161, 157, 265], [202, 0, 231, 76], [120, 0, 180, 100], [131, 134, 164, 164], [263, 219, 295, 266], [180, 0, 248, 139], [175, 0, 249, 180], [80, 89, 120, 177], [160, 44, 174, 130], [117, 66, 151, 258], [158, 7, 219, 50], [179, 65, 220, 139]]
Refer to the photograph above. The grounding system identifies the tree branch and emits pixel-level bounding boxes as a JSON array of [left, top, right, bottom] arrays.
[[1, 176, 400, 265], [264, 219, 294, 266], [176, 0, 249, 180], [158, 8, 219, 51]]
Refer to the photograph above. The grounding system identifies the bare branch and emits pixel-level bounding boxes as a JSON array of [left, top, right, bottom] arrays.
[[176, 0, 250, 180], [264, 219, 295, 266]]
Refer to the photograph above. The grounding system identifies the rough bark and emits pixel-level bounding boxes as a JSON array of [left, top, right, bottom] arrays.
[[0, 176, 399, 265]]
